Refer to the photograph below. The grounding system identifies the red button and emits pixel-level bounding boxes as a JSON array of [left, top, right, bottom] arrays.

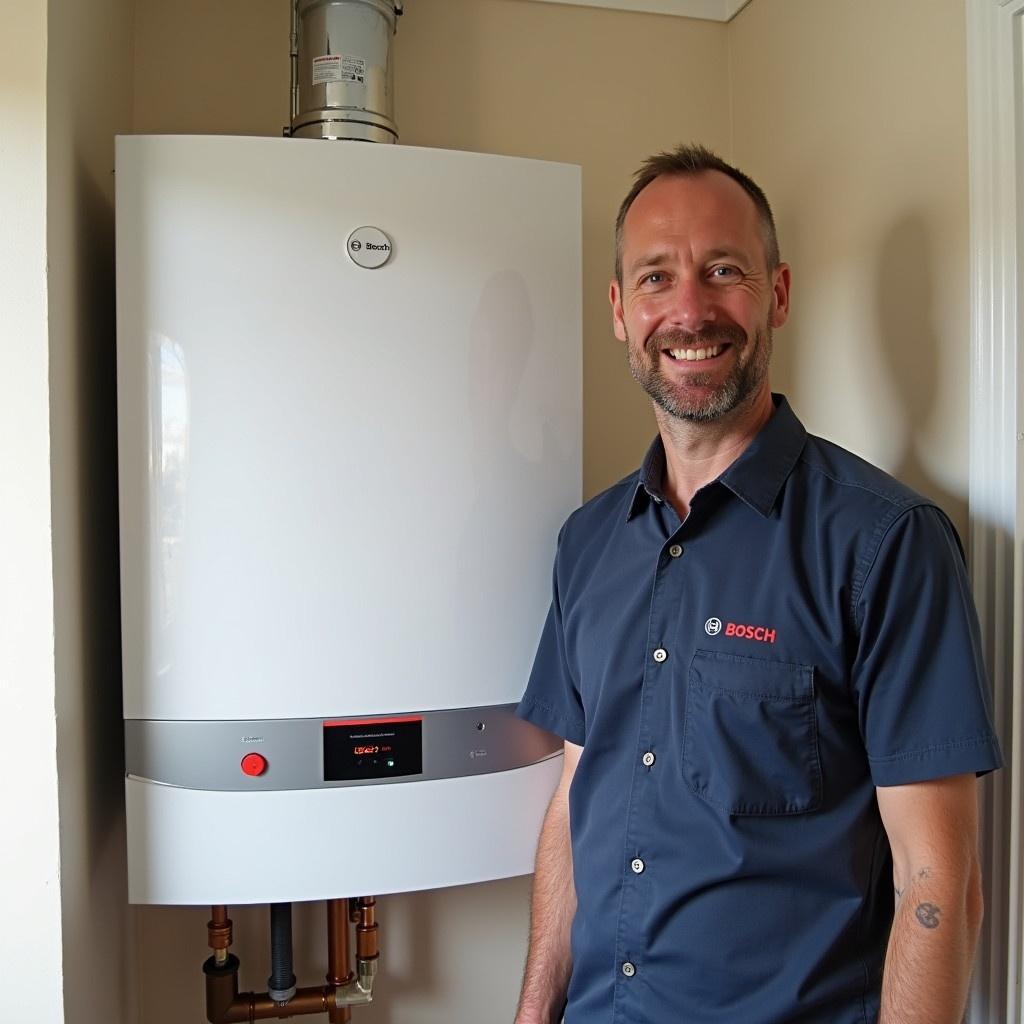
[[241, 753, 267, 777]]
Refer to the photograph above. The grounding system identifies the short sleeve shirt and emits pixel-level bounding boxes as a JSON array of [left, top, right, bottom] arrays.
[[517, 395, 1002, 1024]]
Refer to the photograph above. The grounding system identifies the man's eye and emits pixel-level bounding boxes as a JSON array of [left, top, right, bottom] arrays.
[[639, 272, 667, 286], [710, 265, 738, 278]]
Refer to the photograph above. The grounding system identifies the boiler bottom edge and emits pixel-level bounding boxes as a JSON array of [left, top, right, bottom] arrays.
[[126, 754, 563, 905]]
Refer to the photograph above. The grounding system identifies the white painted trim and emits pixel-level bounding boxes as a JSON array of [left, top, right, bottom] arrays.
[[520, 0, 743, 23], [966, 0, 1024, 1021]]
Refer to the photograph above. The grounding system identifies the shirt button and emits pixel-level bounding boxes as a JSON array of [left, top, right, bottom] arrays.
[[653, 648, 668, 663], [642, 751, 655, 767], [631, 858, 645, 874], [622, 962, 636, 978], [668, 543, 683, 557]]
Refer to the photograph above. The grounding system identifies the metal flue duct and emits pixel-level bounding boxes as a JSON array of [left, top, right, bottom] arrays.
[[289, 0, 402, 142]]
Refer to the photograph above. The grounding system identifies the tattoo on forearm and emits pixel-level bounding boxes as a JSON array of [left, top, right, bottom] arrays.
[[914, 902, 941, 929], [894, 885, 904, 902]]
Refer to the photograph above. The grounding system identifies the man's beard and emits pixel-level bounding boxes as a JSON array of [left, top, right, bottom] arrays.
[[626, 321, 772, 424]]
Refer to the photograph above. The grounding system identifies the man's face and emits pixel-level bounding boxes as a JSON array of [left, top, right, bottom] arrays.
[[609, 171, 790, 424]]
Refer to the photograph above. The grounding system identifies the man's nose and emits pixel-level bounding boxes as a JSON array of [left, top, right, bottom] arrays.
[[667, 277, 716, 333]]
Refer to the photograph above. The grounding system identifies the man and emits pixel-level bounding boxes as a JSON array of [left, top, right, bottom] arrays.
[[514, 144, 1002, 1024]]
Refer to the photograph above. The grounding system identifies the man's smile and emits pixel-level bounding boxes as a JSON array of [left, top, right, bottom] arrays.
[[663, 343, 729, 364]]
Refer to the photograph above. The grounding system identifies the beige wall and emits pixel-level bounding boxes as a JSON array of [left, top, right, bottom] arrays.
[[132, 0, 289, 137], [46, 1, 137, 1022], [0, 2, 65, 1021], [729, 0, 972, 532], [130, 1, 729, 1022]]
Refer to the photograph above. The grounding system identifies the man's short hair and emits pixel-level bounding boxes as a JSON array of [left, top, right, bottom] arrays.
[[614, 143, 780, 283]]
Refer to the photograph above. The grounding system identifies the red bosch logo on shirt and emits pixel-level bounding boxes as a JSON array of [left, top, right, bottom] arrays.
[[724, 621, 777, 644]]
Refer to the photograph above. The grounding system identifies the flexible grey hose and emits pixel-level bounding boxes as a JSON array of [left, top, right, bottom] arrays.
[[267, 902, 296, 1002]]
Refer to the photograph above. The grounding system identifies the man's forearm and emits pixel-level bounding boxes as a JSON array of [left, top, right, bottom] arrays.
[[879, 860, 983, 1023], [515, 781, 576, 1024]]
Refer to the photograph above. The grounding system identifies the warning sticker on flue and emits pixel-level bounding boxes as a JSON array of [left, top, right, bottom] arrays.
[[312, 54, 366, 86]]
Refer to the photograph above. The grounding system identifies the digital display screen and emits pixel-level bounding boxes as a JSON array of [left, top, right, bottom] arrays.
[[323, 716, 423, 781]]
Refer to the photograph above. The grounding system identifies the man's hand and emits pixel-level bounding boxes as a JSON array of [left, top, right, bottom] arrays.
[[877, 774, 983, 1024], [514, 741, 582, 1024]]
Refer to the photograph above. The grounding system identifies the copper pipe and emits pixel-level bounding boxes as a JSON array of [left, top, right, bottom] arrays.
[[327, 899, 352, 1024], [206, 955, 337, 1024], [215, 986, 336, 1023], [356, 897, 378, 961], [204, 899, 378, 1023], [205, 942, 337, 1022], [327, 899, 350, 984], [246, 986, 334, 1020], [208, 906, 233, 967]]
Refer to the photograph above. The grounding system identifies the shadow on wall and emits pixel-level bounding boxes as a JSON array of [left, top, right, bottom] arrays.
[[773, 204, 967, 535], [768, 198, 799, 405], [71, 153, 126, 885], [52, 153, 133, 1021], [874, 213, 967, 531]]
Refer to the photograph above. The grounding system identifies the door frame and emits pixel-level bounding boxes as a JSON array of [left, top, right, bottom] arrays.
[[967, 0, 1024, 1019]]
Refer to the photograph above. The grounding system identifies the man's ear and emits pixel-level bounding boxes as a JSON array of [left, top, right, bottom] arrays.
[[610, 278, 627, 342], [770, 263, 791, 329]]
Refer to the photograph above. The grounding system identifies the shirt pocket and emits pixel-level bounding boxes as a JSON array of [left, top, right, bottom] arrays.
[[682, 648, 822, 815]]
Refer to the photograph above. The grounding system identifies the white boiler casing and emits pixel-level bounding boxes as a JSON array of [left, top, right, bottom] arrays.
[[116, 135, 581, 905]]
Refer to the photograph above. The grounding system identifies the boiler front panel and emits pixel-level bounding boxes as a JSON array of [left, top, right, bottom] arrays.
[[116, 134, 582, 723]]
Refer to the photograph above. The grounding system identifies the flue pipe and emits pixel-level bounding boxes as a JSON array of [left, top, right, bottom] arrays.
[[289, 0, 403, 142]]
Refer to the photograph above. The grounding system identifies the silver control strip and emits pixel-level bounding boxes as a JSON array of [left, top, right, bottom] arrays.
[[125, 705, 560, 792]]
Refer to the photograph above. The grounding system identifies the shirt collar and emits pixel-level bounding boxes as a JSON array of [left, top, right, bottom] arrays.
[[625, 394, 808, 522]]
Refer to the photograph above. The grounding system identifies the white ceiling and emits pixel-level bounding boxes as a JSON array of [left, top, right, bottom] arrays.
[[522, 0, 753, 23]]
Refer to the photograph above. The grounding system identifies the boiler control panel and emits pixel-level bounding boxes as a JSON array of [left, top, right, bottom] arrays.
[[124, 704, 559, 792]]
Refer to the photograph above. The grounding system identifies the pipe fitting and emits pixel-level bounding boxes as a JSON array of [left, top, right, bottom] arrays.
[[203, 953, 241, 1024], [357, 956, 378, 993], [207, 906, 233, 967], [334, 974, 375, 1008], [268, 982, 298, 1005]]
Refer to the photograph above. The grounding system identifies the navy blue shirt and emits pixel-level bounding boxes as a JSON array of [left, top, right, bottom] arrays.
[[518, 395, 1001, 1024]]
